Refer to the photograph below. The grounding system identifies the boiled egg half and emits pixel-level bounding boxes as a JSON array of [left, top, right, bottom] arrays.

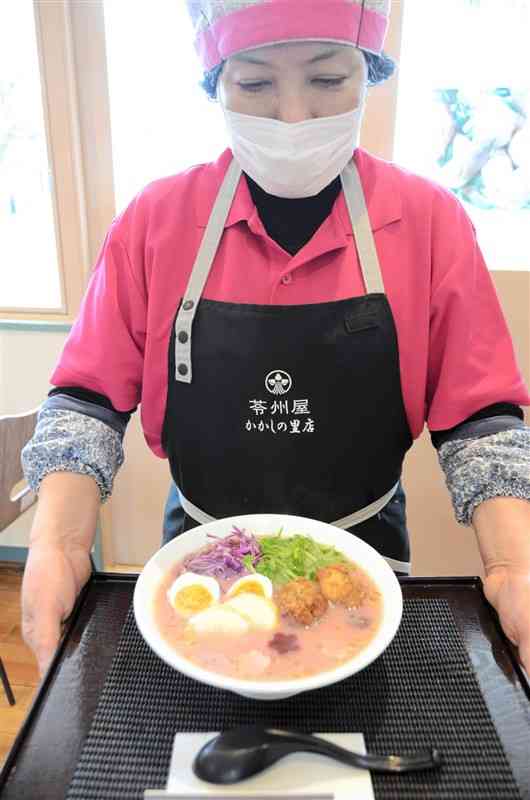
[[167, 572, 220, 618], [225, 574, 273, 600]]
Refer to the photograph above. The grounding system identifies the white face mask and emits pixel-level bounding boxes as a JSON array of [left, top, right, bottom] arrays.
[[220, 95, 366, 198]]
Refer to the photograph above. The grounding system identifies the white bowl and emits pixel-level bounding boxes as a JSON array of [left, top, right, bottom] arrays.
[[133, 514, 403, 700]]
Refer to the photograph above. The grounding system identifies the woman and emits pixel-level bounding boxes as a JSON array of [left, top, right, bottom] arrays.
[[21, 0, 530, 677]]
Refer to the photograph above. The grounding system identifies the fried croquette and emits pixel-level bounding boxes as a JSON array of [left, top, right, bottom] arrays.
[[316, 563, 366, 608], [276, 578, 328, 626]]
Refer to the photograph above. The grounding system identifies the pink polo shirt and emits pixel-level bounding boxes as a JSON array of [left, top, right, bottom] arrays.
[[50, 147, 530, 458]]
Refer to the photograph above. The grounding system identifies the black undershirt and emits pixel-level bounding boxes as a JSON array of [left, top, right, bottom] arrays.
[[48, 174, 523, 442], [244, 173, 342, 255]]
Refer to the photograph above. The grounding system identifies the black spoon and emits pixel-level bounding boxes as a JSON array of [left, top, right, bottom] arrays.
[[192, 725, 442, 784]]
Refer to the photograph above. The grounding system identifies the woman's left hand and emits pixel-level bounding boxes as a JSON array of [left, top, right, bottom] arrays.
[[483, 567, 530, 673]]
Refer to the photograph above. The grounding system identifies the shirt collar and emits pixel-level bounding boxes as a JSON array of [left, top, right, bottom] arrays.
[[195, 147, 402, 233], [336, 148, 403, 234], [195, 149, 253, 229]]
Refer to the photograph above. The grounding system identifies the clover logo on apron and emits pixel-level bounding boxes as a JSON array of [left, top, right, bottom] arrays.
[[265, 370, 292, 395]]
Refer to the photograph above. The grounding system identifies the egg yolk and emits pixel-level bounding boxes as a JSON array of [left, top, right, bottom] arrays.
[[173, 585, 214, 614], [231, 581, 266, 598]]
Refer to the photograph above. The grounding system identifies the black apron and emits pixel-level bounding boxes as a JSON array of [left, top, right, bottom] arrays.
[[161, 158, 413, 573]]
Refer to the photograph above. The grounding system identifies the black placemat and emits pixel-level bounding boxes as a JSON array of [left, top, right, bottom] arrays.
[[66, 598, 521, 799]]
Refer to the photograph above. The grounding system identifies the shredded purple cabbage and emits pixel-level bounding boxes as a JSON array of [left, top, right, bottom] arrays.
[[183, 526, 262, 578]]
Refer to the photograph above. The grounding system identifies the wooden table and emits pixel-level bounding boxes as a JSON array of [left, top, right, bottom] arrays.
[[1, 575, 529, 799]]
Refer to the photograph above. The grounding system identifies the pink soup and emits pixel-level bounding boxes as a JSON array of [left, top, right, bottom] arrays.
[[153, 555, 383, 682]]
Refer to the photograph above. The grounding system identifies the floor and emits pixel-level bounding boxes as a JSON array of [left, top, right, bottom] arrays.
[[0, 564, 39, 770]]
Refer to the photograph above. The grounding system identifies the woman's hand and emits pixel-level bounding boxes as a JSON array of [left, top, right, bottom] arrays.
[[483, 567, 530, 672], [472, 496, 530, 674], [22, 542, 92, 677], [21, 471, 100, 677]]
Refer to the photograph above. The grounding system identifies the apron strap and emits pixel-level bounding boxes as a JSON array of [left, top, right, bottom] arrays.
[[178, 481, 410, 575], [331, 481, 400, 528], [174, 156, 387, 384], [340, 160, 386, 295], [174, 157, 242, 383]]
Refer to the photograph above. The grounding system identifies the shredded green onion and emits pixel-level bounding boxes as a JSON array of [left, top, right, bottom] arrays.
[[252, 530, 347, 585]]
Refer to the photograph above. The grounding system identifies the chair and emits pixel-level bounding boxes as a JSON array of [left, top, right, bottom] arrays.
[[0, 408, 40, 706], [0, 409, 39, 533]]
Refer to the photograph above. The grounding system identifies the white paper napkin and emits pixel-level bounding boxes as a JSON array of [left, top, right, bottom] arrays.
[[163, 732, 375, 799]]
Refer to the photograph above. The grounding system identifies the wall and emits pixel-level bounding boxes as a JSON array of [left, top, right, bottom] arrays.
[[0, 326, 68, 547], [108, 412, 172, 566], [79, 270, 530, 571], [0, 324, 172, 563], [1, 275, 529, 572], [105, 272, 529, 573], [406, 271, 530, 576]]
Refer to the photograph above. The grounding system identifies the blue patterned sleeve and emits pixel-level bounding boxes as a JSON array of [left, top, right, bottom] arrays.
[[21, 406, 125, 504], [437, 427, 530, 525]]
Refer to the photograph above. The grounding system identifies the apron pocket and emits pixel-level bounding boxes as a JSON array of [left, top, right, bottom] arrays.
[[344, 317, 379, 334]]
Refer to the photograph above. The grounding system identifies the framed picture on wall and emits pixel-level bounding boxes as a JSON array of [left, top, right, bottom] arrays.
[[394, 0, 530, 271]]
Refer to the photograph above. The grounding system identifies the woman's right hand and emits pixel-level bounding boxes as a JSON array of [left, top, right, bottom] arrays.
[[22, 541, 92, 677], [21, 472, 100, 677]]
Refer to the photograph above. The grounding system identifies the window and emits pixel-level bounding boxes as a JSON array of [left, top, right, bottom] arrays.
[[103, 0, 228, 211], [394, 0, 530, 270], [0, 0, 62, 311], [1, 1, 91, 321]]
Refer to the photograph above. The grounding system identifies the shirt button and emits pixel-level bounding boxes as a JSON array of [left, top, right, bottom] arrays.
[[178, 363, 188, 376], [281, 274, 293, 285], [183, 299, 194, 311], [178, 331, 189, 344]]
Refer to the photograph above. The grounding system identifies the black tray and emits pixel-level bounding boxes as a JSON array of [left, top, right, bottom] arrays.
[[1, 576, 529, 799]]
